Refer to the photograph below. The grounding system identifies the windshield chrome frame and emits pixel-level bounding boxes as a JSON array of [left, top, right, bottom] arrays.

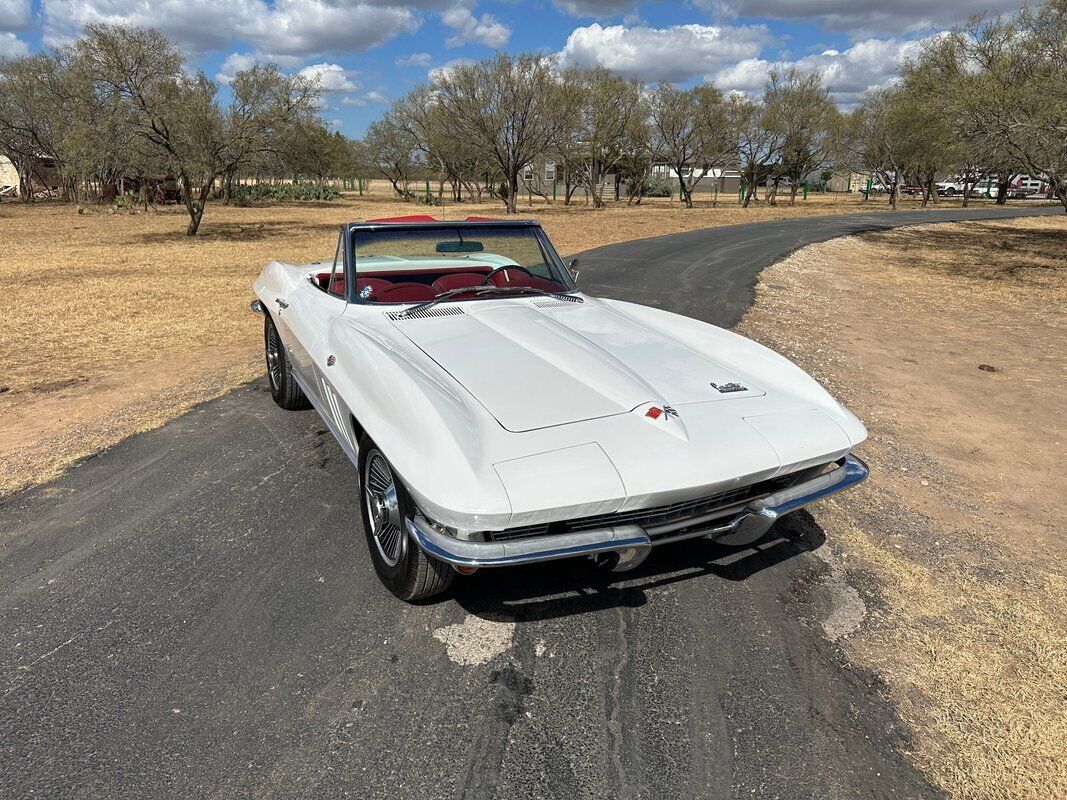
[[343, 221, 578, 305]]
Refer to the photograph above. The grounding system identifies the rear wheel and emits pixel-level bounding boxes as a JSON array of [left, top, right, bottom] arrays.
[[358, 437, 453, 602], [264, 313, 310, 410]]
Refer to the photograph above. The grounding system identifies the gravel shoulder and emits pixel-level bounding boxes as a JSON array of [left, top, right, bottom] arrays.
[[736, 215, 1067, 799]]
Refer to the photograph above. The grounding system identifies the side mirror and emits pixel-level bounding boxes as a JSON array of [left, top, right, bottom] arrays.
[[568, 257, 580, 284]]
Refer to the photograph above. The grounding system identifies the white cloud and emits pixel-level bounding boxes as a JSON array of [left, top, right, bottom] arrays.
[[0, 30, 27, 57], [41, 0, 419, 57], [396, 51, 433, 68], [554, 0, 639, 18], [364, 89, 387, 103], [442, 1, 510, 49], [341, 96, 366, 106], [0, 0, 30, 32], [710, 36, 931, 107], [428, 57, 473, 84], [706, 1, 1023, 37], [299, 62, 358, 92], [215, 50, 302, 83], [558, 22, 769, 83]]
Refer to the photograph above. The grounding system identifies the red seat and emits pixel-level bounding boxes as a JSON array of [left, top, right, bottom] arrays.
[[375, 282, 436, 302], [431, 273, 487, 294], [488, 270, 564, 292], [355, 277, 392, 299]]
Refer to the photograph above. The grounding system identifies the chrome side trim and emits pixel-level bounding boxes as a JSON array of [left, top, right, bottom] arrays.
[[406, 454, 869, 568]]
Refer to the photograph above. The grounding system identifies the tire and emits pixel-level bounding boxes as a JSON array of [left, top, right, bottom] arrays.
[[264, 313, 310, 410], [358, 436, 454, 602]]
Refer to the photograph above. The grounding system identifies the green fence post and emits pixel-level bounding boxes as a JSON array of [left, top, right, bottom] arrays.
[[739, 179, 746, 202], [552, 181, 557, 201], [864, 177, 872, 200], [425, 179, 431, 199], [358, 177, 363, 196], [803, 181, 808, 201]]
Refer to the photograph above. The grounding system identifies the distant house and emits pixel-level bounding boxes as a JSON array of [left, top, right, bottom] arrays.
[[650, 162, 743, 195], [826, 171, 872, 193], [0, 153, 63, 198], [0, 155, 18, 197]]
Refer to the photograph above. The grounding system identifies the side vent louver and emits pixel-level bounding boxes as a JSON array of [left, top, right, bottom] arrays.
[[387, 306, 467, 321]]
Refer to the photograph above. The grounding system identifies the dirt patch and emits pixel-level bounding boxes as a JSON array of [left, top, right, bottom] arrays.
[[0, 191, 968, 496], [737, 216, 1067, 799]]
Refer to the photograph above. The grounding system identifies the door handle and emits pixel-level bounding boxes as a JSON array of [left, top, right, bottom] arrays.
[[275, 298, 289, 309]]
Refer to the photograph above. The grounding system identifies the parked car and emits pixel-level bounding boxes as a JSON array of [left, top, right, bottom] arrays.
[[901, 185, 925, 196], [1008, 175, 1051, 198], [935, 180, 965, 196], [252, 216, 869, 601]]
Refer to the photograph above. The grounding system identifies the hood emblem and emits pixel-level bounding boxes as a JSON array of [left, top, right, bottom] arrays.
[[645, 405, 679, 420], [711, 382, 747, 394]]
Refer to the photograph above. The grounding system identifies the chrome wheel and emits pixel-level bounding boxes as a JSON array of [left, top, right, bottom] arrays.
[[265, 321, 282, 390], [363, 451, 404, 567]]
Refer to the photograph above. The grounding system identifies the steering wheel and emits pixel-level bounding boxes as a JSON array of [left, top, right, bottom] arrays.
[[481, 265, 537, 286]]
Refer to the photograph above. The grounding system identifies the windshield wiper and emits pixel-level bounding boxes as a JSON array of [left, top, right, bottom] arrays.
[[394, 284, 580, 319]]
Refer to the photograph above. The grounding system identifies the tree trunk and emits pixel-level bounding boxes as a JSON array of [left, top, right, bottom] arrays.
[[741, 178, 756, 208], [505, 172, 518, 214], [996, 174, 1011, 205], [888, 183, 898, 210], [788, 184, 799, 206], [181, 174, 208, 236], [1052, 178, 1067, 214]]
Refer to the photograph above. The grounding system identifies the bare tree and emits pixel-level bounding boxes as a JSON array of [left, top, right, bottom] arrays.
[[78, 25, 317, 234], [570, 68, 644, 208], [363, 115, 419, 198], [763, 69, 840, 205], [729, 94, 786, 208], [430, 53, 580, 213], [649, 83, 731, 208], [923, 1, 1067, 213]]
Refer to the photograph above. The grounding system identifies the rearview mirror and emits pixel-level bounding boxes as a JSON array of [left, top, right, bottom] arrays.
[[568, 257, 580, 283], [436, 240, 484, 253]]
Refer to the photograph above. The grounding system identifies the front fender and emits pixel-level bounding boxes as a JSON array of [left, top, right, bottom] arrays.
[[325, 315, 512, 533], [603, 299, 868, 447]]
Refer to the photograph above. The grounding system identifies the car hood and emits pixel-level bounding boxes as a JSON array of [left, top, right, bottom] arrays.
[[393, 298, 765, 432]]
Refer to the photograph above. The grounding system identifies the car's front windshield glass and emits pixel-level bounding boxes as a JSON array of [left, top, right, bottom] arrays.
[[352, 224, 570, 304]]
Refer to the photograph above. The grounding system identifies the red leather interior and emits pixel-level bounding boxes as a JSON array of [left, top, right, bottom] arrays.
[[375, 282, 436, 302], [488, 270, 564, 292], [356, 277, 391, 299], [431, 273, 487, 294]]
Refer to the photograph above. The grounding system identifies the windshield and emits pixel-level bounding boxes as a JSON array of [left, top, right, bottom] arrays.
[[351, 224, 571, 304]]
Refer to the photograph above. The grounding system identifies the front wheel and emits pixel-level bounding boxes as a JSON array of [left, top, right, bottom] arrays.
[[264, 313, 310, 410], [358, 437, 453, 601]]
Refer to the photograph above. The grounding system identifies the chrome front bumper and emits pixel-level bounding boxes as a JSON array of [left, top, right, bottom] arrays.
[[406, 454, 869, 569]]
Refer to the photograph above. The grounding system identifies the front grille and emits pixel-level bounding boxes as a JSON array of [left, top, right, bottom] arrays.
[[488, 467, 823, 542]]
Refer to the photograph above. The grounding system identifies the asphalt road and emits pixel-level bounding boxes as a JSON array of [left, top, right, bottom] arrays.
[[1, 204, 1059, 799]]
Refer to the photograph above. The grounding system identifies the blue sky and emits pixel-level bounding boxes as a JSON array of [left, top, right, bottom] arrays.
[[0, 0, 1026, 136]]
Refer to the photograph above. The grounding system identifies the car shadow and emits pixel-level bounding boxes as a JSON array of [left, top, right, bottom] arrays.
[[449, 510, 826, 623]]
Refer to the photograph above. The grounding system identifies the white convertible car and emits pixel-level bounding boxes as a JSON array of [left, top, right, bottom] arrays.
[[252, 215, 868, 601]]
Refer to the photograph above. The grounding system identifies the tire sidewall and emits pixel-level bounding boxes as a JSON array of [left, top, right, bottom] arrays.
[[358, 441, 415, 591]]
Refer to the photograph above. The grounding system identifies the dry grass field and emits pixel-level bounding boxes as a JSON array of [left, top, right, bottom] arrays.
[[738, 216, 1067, 799], [0, 190, 959, 495]]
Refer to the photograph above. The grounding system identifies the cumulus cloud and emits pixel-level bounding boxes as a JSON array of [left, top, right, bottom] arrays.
[[0, 30, 27, 57], [215, 50, 302, 83], [558, 22, 769, 83], [396, 51, 433, 68], [554, 0, 640, 17], [710, 36, 931, 107], [706, 0, 1023, 36], [428, 57, 472, 84], [299, 62, 358, 92], [41, 0, 419, 56], [442, 1, 510, 48], [0, 0, 30, 32]]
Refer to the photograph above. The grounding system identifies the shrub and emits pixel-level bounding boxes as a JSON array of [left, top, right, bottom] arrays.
[[231, 182, 341, 205]]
